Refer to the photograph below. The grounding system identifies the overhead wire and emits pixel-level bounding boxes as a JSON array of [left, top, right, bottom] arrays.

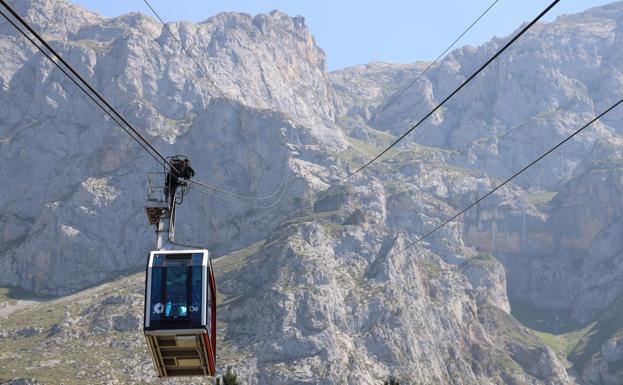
[[304, 0, 560, 229], [141, 0, 293, 205], [0, 0, 287, 209], [188, 185, 240, 205], [193, 169, 293, 209], [375, 97, 623, 266], [0, 0, 178, 173], [343, 0, 560, 181], [191, 174, 289, 202], [369, 0, 502, 124], [4, 0, 589, 264], [55, 1, 616, 275], [142, 0, 227, 100]]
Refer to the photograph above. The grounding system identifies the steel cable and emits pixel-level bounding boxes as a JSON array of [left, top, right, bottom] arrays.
[[375, 97, 623, 265]]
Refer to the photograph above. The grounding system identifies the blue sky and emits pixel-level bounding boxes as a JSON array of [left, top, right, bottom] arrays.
[[69, 0, 615, 71]]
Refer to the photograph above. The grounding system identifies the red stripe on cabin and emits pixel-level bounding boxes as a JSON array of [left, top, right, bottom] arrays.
[[210, 267, 217, 357], [203, 333, 216, 375]]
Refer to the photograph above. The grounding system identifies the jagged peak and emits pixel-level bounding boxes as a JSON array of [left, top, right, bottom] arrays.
[[9, 0, 103, 34], [194, 9, 309, 31], [555, 0, 623, 23]]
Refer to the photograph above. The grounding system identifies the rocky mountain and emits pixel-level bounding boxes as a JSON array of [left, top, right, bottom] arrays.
[[0, 0, 347, 294], [1, 0, 623, 384]]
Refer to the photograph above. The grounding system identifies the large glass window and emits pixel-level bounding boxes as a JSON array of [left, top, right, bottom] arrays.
[[148, 253, 206, 327], [191, 266, 203, 322], [164, 265, 189, 319], [149, 267, 164, 322]]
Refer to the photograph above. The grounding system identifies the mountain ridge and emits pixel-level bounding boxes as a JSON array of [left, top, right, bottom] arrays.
[[1, 0, 623, 384]]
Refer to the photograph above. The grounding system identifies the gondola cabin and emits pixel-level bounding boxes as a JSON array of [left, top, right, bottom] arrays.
[[144, 249, 216, 377]]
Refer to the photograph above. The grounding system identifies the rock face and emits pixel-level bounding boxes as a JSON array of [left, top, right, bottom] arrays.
[[331, 61, 429, 124], [334, 2, 623, 188], [1, 0, 623, 384], [0, 379, 45, 385], [0, 0, 344, 294], [0, 244, 569, 385], [497, 162, 623, 323]]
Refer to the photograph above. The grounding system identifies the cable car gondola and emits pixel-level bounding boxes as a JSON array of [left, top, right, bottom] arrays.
[[143, 156, 217, 377]]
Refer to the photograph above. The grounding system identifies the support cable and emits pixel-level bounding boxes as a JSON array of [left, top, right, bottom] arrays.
[[343, 0, 560, 181], [189, 185, 240, 205], [190, 177, 288, 202], [0, 0, 176, 172], [370, 0, 502, 123], [142, 0, 226, 100], [142, 0, 292, 203], [375, 97, 623, 265]]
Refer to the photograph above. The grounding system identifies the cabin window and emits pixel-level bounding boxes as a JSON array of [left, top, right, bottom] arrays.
[[150, 267, 164, 320], [153, 254, 165, 267], [164, 264, 189, 318], [192, 253, 203, 266], [191, 266, 202, 321], [148, 253, 206, 326]]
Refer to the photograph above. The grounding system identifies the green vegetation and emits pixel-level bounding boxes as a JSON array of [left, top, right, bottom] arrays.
[[491, 106, 566, 144], [280, 208, 346, 228], [338, 134, 451, 169], [525, 190, 557, 206], [510, 299, 582, 334], [212, 240, 270, 311], [219, 367, 240, 385], [467, 251, 497, 266], [338, 136, 386, 166], [533, 324, 595, 368], [0, 286, 53, 302], [335, 114, 365, 131], [568, 297, 623, 372], [440, 161, 484, 178], [0, 287, 17, 306], [336, 115, 395, 143], [67, 39, 110, 52], [0, 273, 148, 384], [485, 304, 541, 349], [509, 298, 623, 372], [421, 261, 444, 278], [312, 184, 352, 213], [214, 240, 265, 276]]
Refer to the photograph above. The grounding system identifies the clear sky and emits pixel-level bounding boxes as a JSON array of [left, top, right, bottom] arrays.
[[68, 0, 616, 71]]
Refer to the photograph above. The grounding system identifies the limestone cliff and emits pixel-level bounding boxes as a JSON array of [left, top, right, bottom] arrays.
[[2, 0, 623, 384]]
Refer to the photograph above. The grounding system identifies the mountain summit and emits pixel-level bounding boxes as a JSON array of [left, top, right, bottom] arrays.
[[1, 1, 622, 384]]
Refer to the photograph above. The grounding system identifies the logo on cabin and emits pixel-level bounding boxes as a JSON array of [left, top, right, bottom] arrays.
[[153, 302, 164, 314]]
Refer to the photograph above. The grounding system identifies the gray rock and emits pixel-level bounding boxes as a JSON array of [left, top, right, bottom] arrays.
[[15, 326, 42, 337], [602, 335, 623, 362], [2, 0, 622, 384], [0, 379, 45, 385], [112, 314, 140, 332]]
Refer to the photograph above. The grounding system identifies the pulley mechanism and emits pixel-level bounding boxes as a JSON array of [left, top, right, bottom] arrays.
[[145, 155, 195, 250], [165, 155, 195, 207]]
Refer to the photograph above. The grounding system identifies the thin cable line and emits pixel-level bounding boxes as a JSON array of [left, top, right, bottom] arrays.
[[0, 6, 169, 170], [191, 167, 291, 208], [190, 165, 289, 202], [370, 0, 502, 124], [376, 97, 623, 265], [189, 185, 244, 205], [142, 0, 226, 100], [343, 0, 560, 181], [142, 0, 296, 202], [0, 0, 176, 172]]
